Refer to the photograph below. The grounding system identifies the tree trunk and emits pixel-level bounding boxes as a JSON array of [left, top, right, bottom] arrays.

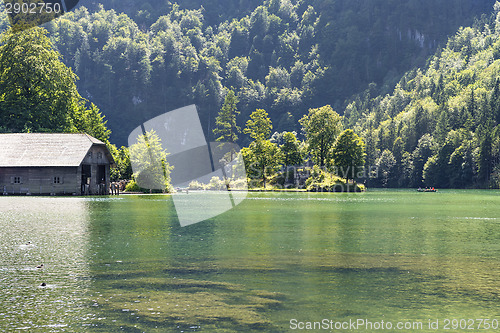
[[262, 166, 266, 189]]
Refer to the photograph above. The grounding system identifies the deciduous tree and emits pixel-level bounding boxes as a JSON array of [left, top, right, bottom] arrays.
[[280, 131, 304, 167], [330, 129, 365, 184], [244, 108, 272, 141], [0, 27, 80, 132], [243, 109, 282, 187], [299, 105, 342, 167], [129, 130, 173, 191]]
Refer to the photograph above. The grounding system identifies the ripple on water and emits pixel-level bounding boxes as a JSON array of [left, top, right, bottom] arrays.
[[457, 217, 498, 221], [245, 196, 395, 203], [81, 197, 125, 202]]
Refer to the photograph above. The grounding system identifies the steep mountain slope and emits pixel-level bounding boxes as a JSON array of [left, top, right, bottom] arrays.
[[44, 0, 495, 146], [344, 4, 500, 188]]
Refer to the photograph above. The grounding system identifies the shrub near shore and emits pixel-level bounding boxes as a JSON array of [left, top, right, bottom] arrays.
[[186, 169, 365, 193], [305, 166, 365, 192]]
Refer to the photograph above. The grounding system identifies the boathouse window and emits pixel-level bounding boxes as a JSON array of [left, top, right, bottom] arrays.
[[53, 177, 61, 184], [13, 177, 21, 184], [97, 152, 103, 159], [88, 151, 93, 158]]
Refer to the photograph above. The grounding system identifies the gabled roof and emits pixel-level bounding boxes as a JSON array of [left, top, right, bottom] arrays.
[[0, 133, 114, 167]]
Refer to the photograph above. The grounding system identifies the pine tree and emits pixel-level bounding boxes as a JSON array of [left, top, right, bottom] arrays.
[[213, 89, 240, 144], [433, 74, 445, 105], [478, 130, 493, 186], [467, 88, 476, 128], [72, 102, 111, 144], [434, 105, 451, 144], [491, 79, 500, 124]]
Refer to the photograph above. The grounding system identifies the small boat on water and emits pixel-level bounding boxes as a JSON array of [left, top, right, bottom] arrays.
[[417, 188, 437, 192]]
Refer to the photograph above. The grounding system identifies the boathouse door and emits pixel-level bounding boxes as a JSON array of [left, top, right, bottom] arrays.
[[81, 164, 91, 195]]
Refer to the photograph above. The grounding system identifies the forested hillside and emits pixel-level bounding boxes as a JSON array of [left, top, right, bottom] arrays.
[[82, 0, 264, 26], [344, 4, 500, 188], [0, 0, 499, 188], [35, 0, 494, 145]]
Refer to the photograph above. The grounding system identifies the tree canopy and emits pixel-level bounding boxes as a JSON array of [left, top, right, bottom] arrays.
[[129, 130, 172, 191], [1, 1, 499, 188], [244, 108, 273, 141], [299, 105, 342, 167], [0, 27, 79, 132], [213, 89, 240, 144], [243, 108, 282, 188], [0, 26, 129, 181], [342, 3, 500, 188], [280, 131, 304, 167], [20, 0, 493, 145], [330, 129, 366, 183]]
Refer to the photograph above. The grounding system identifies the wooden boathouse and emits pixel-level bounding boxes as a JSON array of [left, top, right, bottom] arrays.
[[0, 133, 114, 195]]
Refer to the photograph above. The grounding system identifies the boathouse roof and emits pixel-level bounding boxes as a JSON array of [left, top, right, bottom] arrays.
[[0, 133, 114, 167]]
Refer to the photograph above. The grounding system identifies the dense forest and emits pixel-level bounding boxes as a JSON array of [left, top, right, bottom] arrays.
[[9, 0, 492, 145], [1, 0, 500, 189], [345, 4, 500, 189]]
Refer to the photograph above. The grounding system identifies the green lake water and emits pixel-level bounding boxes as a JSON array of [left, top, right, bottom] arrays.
[[0, 190, 498, 332]]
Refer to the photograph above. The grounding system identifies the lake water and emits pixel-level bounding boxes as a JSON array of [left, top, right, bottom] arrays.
[[0, 190, 498, 332]]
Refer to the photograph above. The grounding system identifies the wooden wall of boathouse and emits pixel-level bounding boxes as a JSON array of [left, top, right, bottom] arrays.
[[0, 167, 79, 195], [0, 135, 114, 196]]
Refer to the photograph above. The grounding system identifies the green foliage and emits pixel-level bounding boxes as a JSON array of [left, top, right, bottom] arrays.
[[109, 145, 133, 181], [244, 139, 283, 188], [244, 108, 273, 141], [0, 26, 125, 181], [330, 129, 366, 183], [243, 108, 284, 187], [187, 176, 248, 190], [344, 2, 500, 188], [305, 165, 365, 192], [213, 89, 240, 143], [0, 27, 79, 132], [1, 1, 496, 190], [279, 131, 304, 167], [73, 102, 111, 143], [207, 176, 226, 190], [375, 149, 397, 187], [88, 0, 263, 27], [124, 179, 142, 192], [299, 105, 342, 166], [41, 0, 493, 146], [129, 130, 173, 192], [411, 134, 436, 186]]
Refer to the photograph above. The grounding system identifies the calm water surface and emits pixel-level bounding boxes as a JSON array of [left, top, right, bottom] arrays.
[[0, 190, 498, 332]]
